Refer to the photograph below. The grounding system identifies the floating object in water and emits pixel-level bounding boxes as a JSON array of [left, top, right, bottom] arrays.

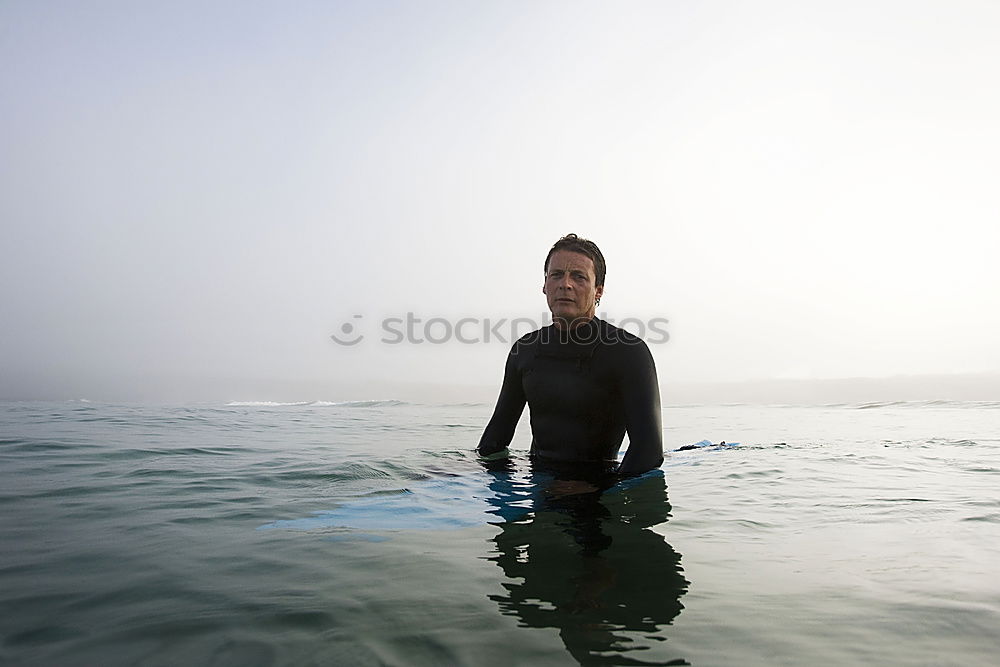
[[257, 468, 666, 536], [674, 440, 740, 452]]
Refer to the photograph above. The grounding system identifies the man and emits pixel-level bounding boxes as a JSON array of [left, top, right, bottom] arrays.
[[477, 234, 664, 477]]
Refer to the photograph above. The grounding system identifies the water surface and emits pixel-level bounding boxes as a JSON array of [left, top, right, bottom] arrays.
[[1, 400, 998, 665]]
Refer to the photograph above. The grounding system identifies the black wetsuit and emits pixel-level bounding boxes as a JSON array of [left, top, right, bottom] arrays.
[[478, 318, 663, 477]]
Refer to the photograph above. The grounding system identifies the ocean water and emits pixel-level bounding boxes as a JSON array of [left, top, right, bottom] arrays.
[[1, 399, 998, 666]]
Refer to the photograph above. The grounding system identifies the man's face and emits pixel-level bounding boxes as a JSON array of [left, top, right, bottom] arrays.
[[543, 250, 604, 328]]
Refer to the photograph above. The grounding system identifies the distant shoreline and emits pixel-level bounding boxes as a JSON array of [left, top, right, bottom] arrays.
[[2, 373, 997, 406]]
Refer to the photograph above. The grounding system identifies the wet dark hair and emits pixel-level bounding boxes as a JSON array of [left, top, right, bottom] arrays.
[[543, 233, 606, 287]]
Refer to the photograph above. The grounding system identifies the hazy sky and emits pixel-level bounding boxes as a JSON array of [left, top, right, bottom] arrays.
[[2, 1, 998, 402]]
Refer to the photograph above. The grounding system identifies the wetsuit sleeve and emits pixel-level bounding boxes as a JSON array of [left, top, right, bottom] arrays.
[[617, 341, 664, 476], [477, 347, 526, 456]]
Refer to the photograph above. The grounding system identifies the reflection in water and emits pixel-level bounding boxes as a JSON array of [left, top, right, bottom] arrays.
[[481, 458, 689, 665]]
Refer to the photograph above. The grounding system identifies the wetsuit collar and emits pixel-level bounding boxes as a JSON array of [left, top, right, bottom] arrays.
[[553, 315, 597, 332], [551, 317, 602, 346]]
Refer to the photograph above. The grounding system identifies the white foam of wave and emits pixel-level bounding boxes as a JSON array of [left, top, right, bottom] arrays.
[[317, 399, 406, 407], [851, 399, 1000, 410], [226, 399, 405, 408], [226, 401, 313, 407]]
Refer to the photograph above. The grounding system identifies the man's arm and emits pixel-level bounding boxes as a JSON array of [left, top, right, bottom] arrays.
[[477, 347, 526, 457], [617, 340, 664, 476]]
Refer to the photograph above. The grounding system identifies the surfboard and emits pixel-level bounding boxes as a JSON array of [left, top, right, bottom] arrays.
[[257, 466, 668, 536]]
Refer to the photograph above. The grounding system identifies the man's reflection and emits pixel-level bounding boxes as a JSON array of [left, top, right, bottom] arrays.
[[481, 458, 689, 665]]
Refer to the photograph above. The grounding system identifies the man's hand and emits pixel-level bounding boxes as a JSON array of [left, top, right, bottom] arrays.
[[478, 447, 510, 461]]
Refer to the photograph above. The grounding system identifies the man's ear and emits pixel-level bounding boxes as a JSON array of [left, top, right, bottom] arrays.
[[595, 285, 604, 299]]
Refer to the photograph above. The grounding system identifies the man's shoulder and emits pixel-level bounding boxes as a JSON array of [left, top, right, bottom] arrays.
[[517, 325, 548, 342], [517, 324, 553, 343], [594, 319, 656, 369], [595, 318, 646, 347], [509, 325, 552, 353]]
